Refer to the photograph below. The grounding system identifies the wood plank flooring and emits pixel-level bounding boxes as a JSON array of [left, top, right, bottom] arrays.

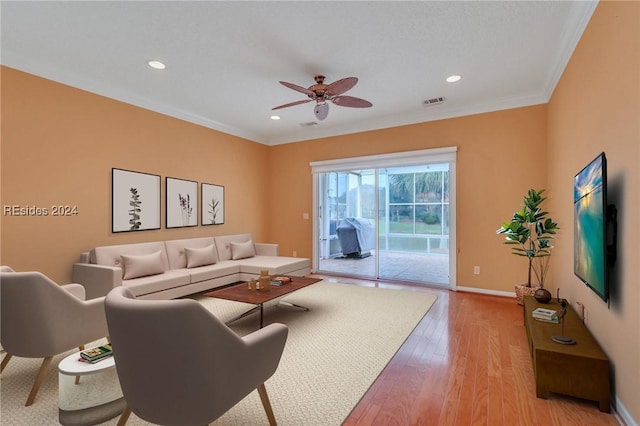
[[312, 275, 620, 426]]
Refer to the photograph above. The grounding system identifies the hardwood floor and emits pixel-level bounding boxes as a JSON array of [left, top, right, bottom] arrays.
[[312, 275, 620, 426]]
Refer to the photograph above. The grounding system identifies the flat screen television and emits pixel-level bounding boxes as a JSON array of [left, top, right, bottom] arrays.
[[573, 152, 615, 302]]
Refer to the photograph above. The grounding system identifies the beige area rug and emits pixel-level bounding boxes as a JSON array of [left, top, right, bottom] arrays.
[[1, 282, 436, 425]]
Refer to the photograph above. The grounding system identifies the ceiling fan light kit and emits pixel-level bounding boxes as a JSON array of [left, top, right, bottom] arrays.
[[314, 102, 329, 120], [273, 75, 372, 120]]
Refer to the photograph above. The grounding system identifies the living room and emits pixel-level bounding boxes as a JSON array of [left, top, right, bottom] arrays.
[[1, 1, 638, 425]]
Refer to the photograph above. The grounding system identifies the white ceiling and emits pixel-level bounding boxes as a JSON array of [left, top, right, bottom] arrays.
[[1, 1, 597, 146]]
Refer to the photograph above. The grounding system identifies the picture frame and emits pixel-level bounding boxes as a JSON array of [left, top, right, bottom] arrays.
[[201, 183, 225, 225], [166, 177, 198, 228], [112, 168, 161, 233]]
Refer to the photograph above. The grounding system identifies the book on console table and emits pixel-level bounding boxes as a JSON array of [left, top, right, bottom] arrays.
[[80, 344, 113, 363], [531, 307, 557, 320], [533, 316, 560, 323]]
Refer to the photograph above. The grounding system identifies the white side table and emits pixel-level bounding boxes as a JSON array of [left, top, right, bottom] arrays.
[[58, 351, 126, 426]]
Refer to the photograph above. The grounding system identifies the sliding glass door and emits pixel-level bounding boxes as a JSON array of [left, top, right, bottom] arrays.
[[312, 148, 456, 288]]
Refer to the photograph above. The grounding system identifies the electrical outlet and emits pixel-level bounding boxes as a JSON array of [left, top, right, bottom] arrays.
[[473, 266, 480, 275], [583, 306, 588, 325], [292, 251, 297, 257]]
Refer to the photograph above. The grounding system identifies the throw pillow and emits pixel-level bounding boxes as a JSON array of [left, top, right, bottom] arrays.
[[185, 245, 217, 268], [121, 251, 165, 280], [231, 240, 256, 260]]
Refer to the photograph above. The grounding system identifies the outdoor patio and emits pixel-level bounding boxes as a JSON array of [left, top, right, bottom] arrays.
[[318, 250, 450, 286]]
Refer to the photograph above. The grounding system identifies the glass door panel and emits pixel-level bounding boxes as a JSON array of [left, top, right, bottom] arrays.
[[318, 170, 376, 278], [378, 164, 450, 285]]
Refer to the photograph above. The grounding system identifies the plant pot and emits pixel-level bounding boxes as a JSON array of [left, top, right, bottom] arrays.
[[534, 287, 552, 303], [514, 284, 539, 305]]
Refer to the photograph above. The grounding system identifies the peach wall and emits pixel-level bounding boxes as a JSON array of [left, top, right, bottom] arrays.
[[268, 106, 548, 292], [1, 67, 270, 283], [2, 64, 548, 292], [547, 1, 639, 421]]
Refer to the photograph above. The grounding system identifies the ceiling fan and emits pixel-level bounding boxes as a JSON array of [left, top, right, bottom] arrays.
[[272, 75, 373, 120]]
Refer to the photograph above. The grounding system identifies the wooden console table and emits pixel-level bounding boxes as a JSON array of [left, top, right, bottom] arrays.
[[523, 296, 610, 412]]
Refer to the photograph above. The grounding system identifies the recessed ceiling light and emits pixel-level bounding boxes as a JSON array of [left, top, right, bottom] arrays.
[[446, 75, 462, 83], [147, 60, 166, 70], [270, 115, 281, 120]]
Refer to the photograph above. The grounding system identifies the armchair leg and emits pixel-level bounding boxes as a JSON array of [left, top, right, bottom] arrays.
[[76, 346, 84, 385], [257, 383, 277, 426], [1, 353, 12, 373], [117, 405, 132, 426], [25, 356, 53, 406]]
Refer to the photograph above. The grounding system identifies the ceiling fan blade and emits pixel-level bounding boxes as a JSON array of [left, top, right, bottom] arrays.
[[326, 77, 358, 96], [332, 95, 373, 108], [279, 81, 314, 97], [272, 99, 313, 110]]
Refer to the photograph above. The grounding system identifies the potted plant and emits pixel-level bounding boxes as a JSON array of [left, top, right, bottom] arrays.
[[497, 189, 559, 305]]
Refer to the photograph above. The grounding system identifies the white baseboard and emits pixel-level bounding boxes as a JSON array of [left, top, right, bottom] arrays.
[[455, 286, 515, 299], [614, 397, 638, 426]]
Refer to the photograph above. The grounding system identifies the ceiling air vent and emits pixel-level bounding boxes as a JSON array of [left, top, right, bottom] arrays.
[[423, 97, 446, 107], [300, 121, 319, 127]]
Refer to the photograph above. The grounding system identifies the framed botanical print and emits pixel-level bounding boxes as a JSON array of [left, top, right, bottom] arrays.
[[166, 177, 198, 228], [112, 168, 161, 233], [201, 183, 225, 225]]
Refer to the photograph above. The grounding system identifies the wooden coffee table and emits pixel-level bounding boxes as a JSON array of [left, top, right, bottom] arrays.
[[205, 276, 321, 328]]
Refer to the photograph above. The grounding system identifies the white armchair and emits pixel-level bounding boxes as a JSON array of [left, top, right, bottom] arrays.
[[0, 268, 109, 405], [104, 286, 288, 425]]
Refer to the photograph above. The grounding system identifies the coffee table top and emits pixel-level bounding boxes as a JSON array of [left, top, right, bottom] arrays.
[[205, 276, 321, 305]]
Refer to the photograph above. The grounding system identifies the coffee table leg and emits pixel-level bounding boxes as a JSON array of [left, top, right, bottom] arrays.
[[260, 304, 264, 328], [277, 300, 310, 311], [225, 300, 308, 329], [225, 305, 260, 326]]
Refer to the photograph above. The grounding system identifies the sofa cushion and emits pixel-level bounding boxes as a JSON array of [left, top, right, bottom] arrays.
[[214, 234, 253, 261], [237, 255, 311, 275], [121, 251, 166, 280], [186, 261, 241, 283], [164, 237, 217, 270], [185, 245, 217, 268], [123, 269, 191, 297], [91, 241, 169, 270], [231, 240, 256, 260]]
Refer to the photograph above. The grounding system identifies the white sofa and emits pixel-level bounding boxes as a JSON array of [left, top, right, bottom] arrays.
[[72, 234, 310, 300]]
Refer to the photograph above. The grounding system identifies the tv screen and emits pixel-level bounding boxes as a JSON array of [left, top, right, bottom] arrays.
[[573, 152, 608, 302]]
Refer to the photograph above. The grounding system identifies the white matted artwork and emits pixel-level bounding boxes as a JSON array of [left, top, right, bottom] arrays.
[[201, 183, 225, 225], [166, 177, 198, 228], [112, 168, 161, 233]]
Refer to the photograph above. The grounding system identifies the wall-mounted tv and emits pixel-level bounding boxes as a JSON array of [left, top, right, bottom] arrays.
[[573, 152, 616, 302]]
